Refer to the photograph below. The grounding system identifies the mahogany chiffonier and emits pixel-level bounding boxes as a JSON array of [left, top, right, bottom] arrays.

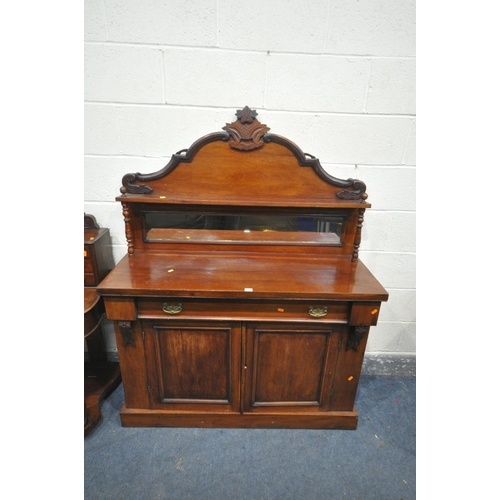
[[97, 107, 389, 430]]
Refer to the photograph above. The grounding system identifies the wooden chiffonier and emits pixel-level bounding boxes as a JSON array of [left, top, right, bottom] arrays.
[[97, 106, 389, 430]]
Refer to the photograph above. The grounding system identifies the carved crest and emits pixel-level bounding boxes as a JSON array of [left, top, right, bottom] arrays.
[[222, 106, 270, 151]]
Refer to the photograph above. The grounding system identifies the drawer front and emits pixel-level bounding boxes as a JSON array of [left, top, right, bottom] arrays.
[[137, 298, 349, 323], [349, 302, 381, 326]]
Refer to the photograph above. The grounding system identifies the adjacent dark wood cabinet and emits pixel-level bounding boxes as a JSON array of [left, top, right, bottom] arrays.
[[97, 107, 389, 429], [84, 215, 115, 287], [84, 214, 120, 437]]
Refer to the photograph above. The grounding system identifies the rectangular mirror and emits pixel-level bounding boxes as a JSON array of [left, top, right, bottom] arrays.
[[144, 211, 344, 246]]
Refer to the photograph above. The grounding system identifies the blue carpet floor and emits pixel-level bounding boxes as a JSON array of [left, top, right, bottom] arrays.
[[84, 375, 416, 500]]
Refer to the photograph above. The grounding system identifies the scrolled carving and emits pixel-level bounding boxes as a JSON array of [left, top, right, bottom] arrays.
[[223, 106, 270, 151], [120, 173, 154, 195], [337, 178, 368, 202]]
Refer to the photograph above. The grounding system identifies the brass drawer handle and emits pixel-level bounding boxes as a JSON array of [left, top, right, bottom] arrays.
[[308, 306, 327, 318], [162, 303, 183, 315]]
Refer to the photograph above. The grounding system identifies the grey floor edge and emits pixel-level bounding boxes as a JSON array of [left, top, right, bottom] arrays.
[[362, 353, 416, 376]]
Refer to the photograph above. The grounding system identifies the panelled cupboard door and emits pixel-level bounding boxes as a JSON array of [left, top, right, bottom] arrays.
[[244, 322, 344, 413], [143, 320, 241, 412]]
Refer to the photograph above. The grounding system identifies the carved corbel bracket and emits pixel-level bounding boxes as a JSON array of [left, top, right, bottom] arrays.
[[118, 321, 134, 347], [346, 326, 368, 352]]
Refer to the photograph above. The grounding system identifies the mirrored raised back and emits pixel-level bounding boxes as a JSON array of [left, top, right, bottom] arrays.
[[144, 210, 345, 246]]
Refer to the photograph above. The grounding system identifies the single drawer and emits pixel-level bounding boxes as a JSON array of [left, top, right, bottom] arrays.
[[137, 298, 349, 323]]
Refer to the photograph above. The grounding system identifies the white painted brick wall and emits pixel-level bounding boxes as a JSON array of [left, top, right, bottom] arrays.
[[84, 44, 164, 103], [104, 0, 217, 46], [325, 0, 416, 56], [163, 49, 268, 107], [84, 0, 416, 358], [266, 55, 371, 113], [218, 0, 330, 53]]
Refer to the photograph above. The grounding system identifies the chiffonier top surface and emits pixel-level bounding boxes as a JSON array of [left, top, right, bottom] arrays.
[[97, 250, 388, 301]]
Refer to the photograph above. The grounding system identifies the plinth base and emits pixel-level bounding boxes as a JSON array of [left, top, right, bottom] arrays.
[[119, 405, 358, 430]]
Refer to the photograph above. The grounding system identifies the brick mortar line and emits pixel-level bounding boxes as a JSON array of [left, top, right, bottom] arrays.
[[84, 40, 416, 59], [83, 101, 416, 118]]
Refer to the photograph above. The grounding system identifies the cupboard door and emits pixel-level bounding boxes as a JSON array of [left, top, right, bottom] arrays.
[[143, 320, 241, 412], [244, 323, 343, 413]]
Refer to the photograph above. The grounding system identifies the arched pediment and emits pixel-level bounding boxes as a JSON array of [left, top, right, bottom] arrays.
[[119, 106, 368, 207]]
